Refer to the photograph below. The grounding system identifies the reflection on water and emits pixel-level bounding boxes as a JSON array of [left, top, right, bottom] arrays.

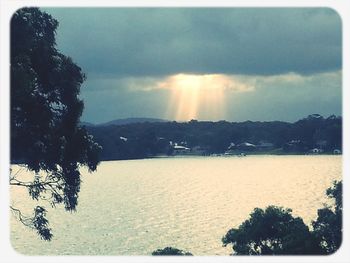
[[10, 155, 341, 255]]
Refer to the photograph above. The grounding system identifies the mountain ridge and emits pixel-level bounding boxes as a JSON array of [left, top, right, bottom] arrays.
[[81, 117, 168, 127]]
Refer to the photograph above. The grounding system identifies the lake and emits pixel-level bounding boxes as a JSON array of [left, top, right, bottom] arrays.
[[10, 155, 342, 255]]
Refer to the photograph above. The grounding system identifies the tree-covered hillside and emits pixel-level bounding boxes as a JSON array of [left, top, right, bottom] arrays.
[[85, 114, 341, 161]]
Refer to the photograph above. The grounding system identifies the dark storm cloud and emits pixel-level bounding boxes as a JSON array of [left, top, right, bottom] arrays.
[[77, 70, 341, 123], [40, 8, 341, 123], [45, 8, 341, 77]]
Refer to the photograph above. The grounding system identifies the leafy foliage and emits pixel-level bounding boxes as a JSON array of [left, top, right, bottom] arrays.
[[223, 181, 342, 255], [32, 206, 53, 241], [10, 206, 52, 241], [10, 7, 101, 239], [222, 206, 319, 255], [152, 247, 193, 256], [312, 181, 342, 254]]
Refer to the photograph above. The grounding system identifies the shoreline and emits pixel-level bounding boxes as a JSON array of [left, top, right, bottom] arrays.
[[95, 153, 342, 163], [11, 152, 342, 165]]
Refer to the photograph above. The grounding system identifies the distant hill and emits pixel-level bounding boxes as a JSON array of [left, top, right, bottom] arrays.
[[80, 121, 95, 127], [84, 117, 168, 127], [85, 114, 342, 161]]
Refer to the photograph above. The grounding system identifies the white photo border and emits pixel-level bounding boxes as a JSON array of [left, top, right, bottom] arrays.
[[1, 1, 349, 263]]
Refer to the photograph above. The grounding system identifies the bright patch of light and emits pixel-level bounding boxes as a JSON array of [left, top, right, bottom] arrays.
[[158, 74, 253, 121]]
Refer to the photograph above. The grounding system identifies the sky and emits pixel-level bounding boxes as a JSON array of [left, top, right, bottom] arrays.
[[44, 8, 342, 124]]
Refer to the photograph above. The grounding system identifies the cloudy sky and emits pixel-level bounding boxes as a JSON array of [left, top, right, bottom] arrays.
[[45, 8, 342, 124]]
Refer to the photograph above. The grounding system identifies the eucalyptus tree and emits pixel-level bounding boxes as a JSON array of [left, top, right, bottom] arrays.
[[10, 7, 101, 240], [222, 206, 320, 255], [312, 181, 342, 254], [222, 181, 342, 255], [152, 247, 193, 256]]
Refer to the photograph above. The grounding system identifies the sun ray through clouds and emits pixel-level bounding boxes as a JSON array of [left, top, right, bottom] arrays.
[[159, 73, 253, 121]]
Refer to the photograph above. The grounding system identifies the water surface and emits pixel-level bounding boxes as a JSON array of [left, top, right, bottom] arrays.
[[10, 155, 342, 255]]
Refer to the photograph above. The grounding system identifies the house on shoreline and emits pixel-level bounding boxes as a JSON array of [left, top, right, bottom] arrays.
[[172, 145, 191, 155]]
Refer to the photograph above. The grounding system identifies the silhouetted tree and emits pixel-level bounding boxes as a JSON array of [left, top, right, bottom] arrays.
[[222, 206, 320, 255], [312, 181, 342, 254], [10, 7, 101, 240], [152, 247, 193, 256], [223, 181, 342, 255]]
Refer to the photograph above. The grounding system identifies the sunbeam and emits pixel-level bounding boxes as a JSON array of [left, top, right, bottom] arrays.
[[159, 73, 251, 121]]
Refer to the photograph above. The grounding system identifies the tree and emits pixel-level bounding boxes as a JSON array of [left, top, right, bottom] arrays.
[[10, 8, 101, 240], [223, 181, 342, 255], [312, 181, 342, 254], [152, 247, 193, 256], [222, 206, 320, 255]]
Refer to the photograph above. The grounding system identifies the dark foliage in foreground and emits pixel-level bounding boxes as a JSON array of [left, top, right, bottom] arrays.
[[10, 8, 101, 240], [223, 181, 342, 255], [152, 247, 193, 256], [312, 181, 342, 254], [222, 206, 320, 255], [11, 206, 52, 241]]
